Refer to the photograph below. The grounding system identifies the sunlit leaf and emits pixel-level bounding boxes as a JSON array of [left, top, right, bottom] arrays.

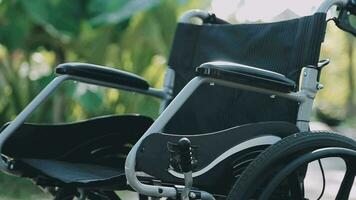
[[77, 90, 104, 113], [0, 3, 31, 51], [89, 0, 161, 26], [19, 0, 83, 40]]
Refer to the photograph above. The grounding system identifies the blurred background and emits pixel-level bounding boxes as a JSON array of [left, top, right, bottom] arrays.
[[0, 0, 354, 199]]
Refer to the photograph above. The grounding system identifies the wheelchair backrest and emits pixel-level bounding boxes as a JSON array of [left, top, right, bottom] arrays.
[[164, 13, 327, 134]]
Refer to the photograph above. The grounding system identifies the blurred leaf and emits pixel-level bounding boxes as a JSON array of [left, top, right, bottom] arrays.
[[78, 90, 104, 113], [89, 0, 161, 26], [74, 25, 113, 64], [0, 3, 31, 51], [19, 0, 84, 40], [350, 15, 356, 28]]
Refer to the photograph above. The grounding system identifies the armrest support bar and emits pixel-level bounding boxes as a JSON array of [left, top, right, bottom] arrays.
[[71, 76, 168, 99], [0, 75, 69, 168], [125, 75, 305, 199], [0, 67, 169, 167]]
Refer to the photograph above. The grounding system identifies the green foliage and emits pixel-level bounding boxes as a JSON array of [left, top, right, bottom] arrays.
[[0, 0, 185, 125], [0, 0, 353, 198], [88, 0, 162, 26], [20, 0, 83, 40], [0, 1, 31, 51], [0, 0, 191, 198], [0, 173, 50, 199]]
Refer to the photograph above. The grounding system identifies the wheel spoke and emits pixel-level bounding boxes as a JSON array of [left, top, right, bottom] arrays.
[[336, 165, 355, 200], [288, 172, 304, 199]]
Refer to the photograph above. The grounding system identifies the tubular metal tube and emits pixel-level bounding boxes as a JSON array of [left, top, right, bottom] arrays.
[[0, 74, 167, 154], [0, 75, 70, 152], [125, 0, 351, 197], [125, 77, 205, 198], [179, 9, 210, 24], [208, 78, 306, 102], [0, 74, 168, 172], [200, 191, 216, 200], [70, 75, 168, 99], [317, 0, 349, 13], [124, 76, 307, 198]]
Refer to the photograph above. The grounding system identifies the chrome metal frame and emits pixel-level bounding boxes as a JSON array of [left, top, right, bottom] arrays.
[[317, 0, 349, 13], [0, 0, 350, 199], [124, 68, 317, 198], [0, 74, 172, 161], [125, 0, 351, 198]]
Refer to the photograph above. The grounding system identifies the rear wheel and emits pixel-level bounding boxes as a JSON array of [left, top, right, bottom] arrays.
[[227, 132, 356, 200]]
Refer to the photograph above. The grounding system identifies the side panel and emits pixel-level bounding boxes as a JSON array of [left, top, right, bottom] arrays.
[[136, 122, 299, 194]]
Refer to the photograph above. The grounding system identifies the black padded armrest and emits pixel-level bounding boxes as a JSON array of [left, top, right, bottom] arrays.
[[56, 63, 149, 90], [196, 61, 296, 92]]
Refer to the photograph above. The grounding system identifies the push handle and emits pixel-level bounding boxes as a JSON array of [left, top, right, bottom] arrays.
[[335, 0, 356, 36]]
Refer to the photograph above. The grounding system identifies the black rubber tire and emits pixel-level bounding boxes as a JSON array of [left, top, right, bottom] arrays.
[[227, 131, 356, 200]]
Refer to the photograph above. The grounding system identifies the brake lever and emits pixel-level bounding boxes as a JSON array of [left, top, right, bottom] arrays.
[[334, 0, 356, 36], [334, 8, 356, 36]]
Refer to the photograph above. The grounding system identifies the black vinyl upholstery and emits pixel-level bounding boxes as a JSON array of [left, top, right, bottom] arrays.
[[196, 61, 296, 92], [165, 13, 327, 134], [18, 159, 126, 187], [56, 63, 150, 90], [137, 121, 299, 194], [1, 115, 153, 186]]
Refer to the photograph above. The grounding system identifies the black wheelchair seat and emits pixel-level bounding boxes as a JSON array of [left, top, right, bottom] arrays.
[[1, 115, 153, 188], [15, 159, 126, 187]]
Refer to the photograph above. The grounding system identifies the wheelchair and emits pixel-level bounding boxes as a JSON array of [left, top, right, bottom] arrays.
[[0, 0, 356, 199]]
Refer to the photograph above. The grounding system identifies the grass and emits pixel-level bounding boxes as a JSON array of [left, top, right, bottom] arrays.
[[0, 173, 138, 200], [0, 173, 50, 200]]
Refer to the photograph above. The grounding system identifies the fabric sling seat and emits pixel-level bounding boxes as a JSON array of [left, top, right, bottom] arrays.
[[1, 115, 152, 188], [165, 13, 326, 134], [16, 159, 126, 187]]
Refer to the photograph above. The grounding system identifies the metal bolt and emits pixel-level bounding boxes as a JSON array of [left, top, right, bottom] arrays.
[[189, 192, 196, 199], [316, 83, 324, 90], [304, 71, 308, 77]]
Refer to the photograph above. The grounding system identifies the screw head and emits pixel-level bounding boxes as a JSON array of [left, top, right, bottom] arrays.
[[189, 192, 196, 199], [316, 83, 324, 90]]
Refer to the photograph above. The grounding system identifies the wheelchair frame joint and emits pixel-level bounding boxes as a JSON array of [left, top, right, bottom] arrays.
[[168, 138, 198, 200], [167, 138, 198, 173], [176, 188, 215, 200]]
